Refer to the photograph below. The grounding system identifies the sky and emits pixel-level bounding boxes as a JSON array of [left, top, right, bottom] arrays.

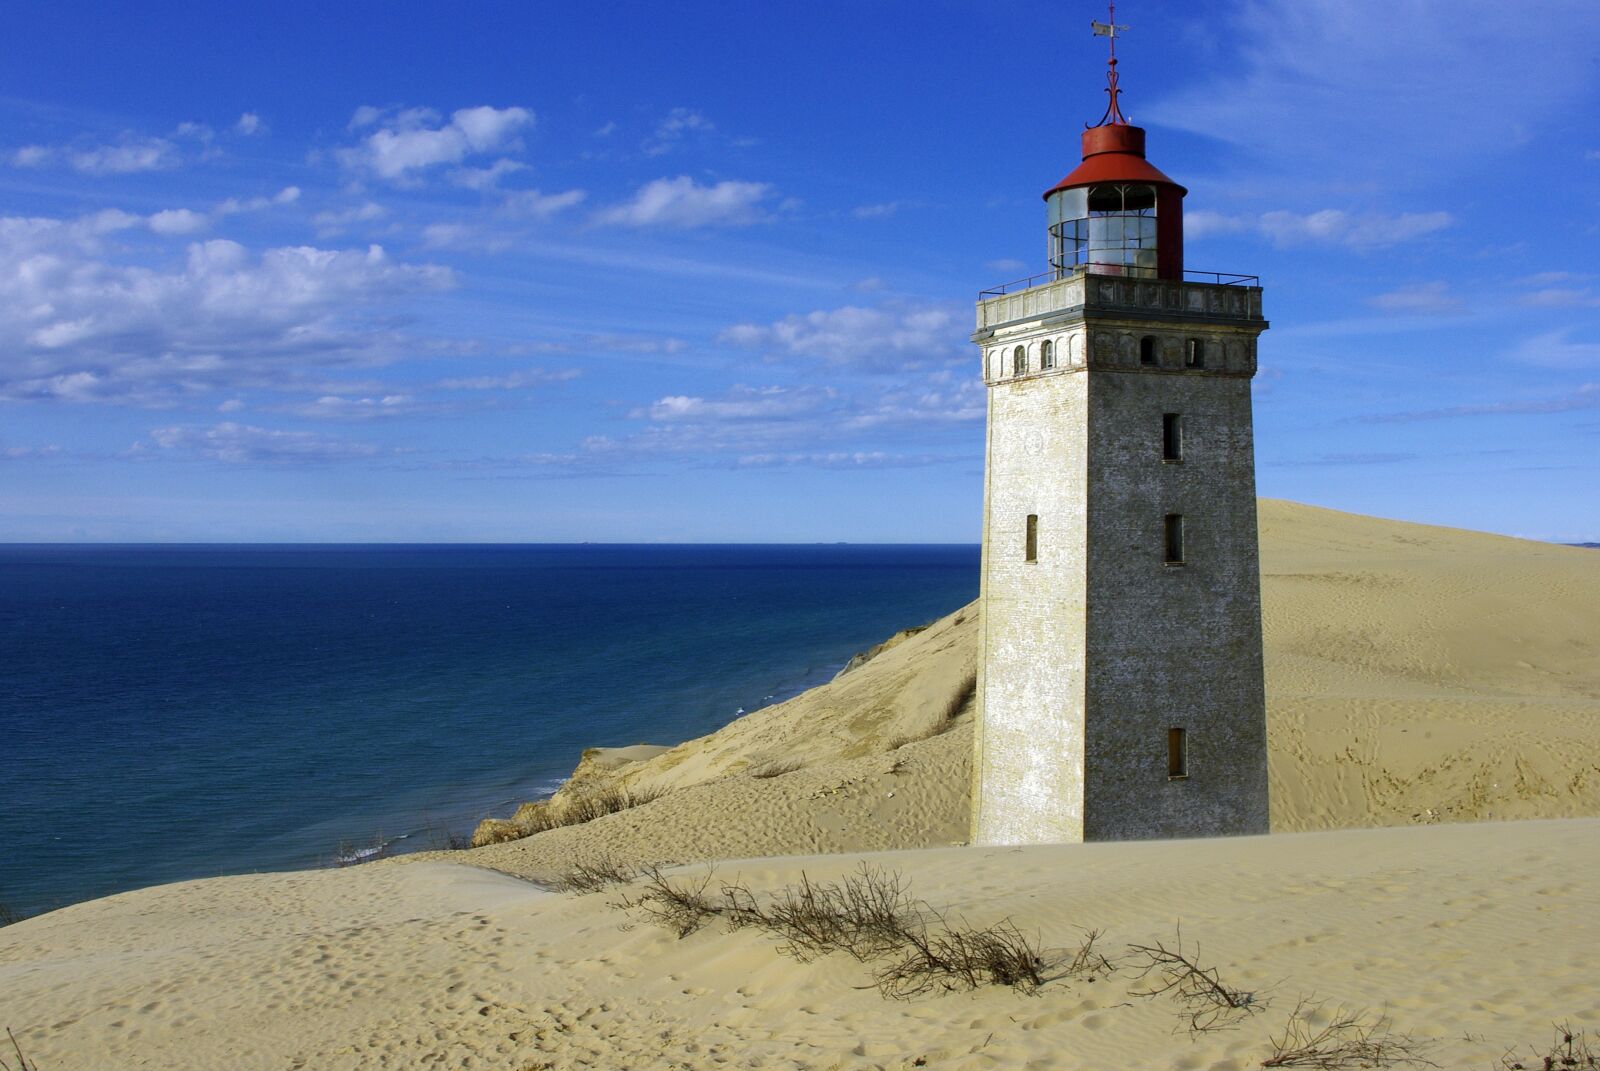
[[0, 0, 1597, 543]]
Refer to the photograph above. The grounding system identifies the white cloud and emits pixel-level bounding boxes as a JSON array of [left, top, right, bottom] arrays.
[[643, 108, 714, 156], [0, 444, 61, 460], [1187, 208, 1453, 249], [719, 303, 965, 367], [1505, 330, 1600, 369], [340, 105, 533, 181], [313, 201, 388, 235], [436, 367, 580, 390], [449, 158, 527, 190], [144, 422, 380, 463], [596, 176, 773, 228], [1368, 281, 1463, 316], [147, 208, 210, 236], [215, 186, 300, 216], [11, 146, 51, 167], [69, 138, 177, 175], [853, 202, 902, 219], [235, 113, 264, 136], [501, 188, 587, 218], [0, 214, 455, 405], [288, 394, 421, 420], [635, 385, 834, 422]]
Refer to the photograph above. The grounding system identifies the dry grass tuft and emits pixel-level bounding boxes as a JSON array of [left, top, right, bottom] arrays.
[[1127, 927, 1268, 1035], [1260, 998, 1437, 1068], [749, 757, 803, 780]]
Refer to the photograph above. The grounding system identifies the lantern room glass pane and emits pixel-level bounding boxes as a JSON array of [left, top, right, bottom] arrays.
[[1048, 183, 1159, 279]]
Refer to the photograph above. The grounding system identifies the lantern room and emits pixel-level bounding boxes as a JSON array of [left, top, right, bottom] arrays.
[[1044, 122, 1186, 281]]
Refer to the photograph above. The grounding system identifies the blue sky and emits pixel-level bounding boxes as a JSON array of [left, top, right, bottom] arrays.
[[1, 0, 1596, 542]]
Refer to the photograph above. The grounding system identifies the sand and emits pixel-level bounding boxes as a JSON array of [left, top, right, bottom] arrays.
[[2, 499, 1597, 1069]]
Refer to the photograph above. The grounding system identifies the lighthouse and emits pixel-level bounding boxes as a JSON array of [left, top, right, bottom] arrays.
[[971, 9, 1271, 845]]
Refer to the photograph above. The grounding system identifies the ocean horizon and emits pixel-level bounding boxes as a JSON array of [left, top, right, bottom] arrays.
[[1, 542, 980, 917]]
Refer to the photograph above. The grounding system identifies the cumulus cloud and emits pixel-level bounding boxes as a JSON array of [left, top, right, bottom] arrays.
[[643, 108, 714, 156], [339, 105, 533, 181], [313, 201, 388, 236], [0, 214, 455, 405], [147, 208, 210, 236], [595, 176, 773, 228], [215, 186, 300, 216], [1186, 208, 1453, 249], [449, 158, 526, 190], [235, 113, 264, 136], [143, 422, 381, 463], [70, 138, 178, 175], [719, 302, 965, 367]]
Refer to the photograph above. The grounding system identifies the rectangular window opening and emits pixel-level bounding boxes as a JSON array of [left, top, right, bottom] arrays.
[[1025, 514, 1038, 563], [1164, 513, 1185, 565], [1162, 412, 1183, 461], [1167, 727, 1188, 779]]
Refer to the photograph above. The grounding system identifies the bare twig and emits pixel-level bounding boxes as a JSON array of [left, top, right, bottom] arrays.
[[1499, 1021, 1599, 1071], [1126, 926, 1267, 1035], [553, 855, 637, 894], [2, 1028, 39, 1071], [1261, 997, 1438, 1068], [621, 865, 722, 938]]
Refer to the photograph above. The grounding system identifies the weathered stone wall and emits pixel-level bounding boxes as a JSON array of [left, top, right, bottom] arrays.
[[974, 370, 1089, 844], [1083, 366, 1269, 839], [972, 273, 1269, 846]]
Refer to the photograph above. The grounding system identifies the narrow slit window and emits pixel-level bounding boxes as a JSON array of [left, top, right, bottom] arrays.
[[1162, 413, 1182, 461], [1025, 514, 1038, 562], [1013, 345, 1028, 376], [1040, 339, 1054, 370], [1164, 513, 1185, 564], [1167, 727, 1188, 779], [1140, 335, 1157, 365], [1185, 338, 1205, 368]]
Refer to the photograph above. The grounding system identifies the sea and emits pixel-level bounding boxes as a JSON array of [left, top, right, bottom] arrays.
[[0, 543, 979, 918]]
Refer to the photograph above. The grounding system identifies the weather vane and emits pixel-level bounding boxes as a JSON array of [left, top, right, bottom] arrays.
[[1089, 1, 1131, 127]]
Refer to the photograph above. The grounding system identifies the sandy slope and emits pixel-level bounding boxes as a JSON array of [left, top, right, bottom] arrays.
[[3, 822, 1596, 1069], [3, 500, 1598, 1069]]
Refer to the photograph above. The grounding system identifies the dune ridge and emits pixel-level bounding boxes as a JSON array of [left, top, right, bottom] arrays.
[[3, 498, 1598, 1070]]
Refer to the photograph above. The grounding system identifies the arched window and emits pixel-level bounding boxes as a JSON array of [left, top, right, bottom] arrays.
[[1040, 339, 1054, 370], [1013, 345, 1027, 376], [1140, 336, 1157, 365], [1185, 338, 1205, 369]]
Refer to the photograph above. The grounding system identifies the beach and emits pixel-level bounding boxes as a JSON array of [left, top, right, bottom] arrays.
[[2, 499, 1598, 1069]]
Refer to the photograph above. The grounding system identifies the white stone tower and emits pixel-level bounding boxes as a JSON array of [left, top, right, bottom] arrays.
[[971, 20, 1270, 845]]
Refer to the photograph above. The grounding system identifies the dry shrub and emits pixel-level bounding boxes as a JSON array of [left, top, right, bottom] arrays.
[[1261, 998, 1437, 1068], [623, 865, 722, 938], [723, 865, 922, 963], [1499, 1022, 1599, 1071], [623, 863, 1048, 997], [874, 919, 1046, 999], [750, 758, 803, 780], [1127, 928, 1267, 1035], [554, 856, 637, 894]]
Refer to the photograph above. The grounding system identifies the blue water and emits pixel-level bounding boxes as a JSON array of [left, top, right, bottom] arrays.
[[0, 544, 979, 917]]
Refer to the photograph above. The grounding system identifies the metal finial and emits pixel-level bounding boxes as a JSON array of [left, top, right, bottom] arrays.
[[1089, 1, 1131, 127]]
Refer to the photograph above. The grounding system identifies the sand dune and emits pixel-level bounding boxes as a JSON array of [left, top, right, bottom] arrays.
[[3, 499, 1598, 1069]]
